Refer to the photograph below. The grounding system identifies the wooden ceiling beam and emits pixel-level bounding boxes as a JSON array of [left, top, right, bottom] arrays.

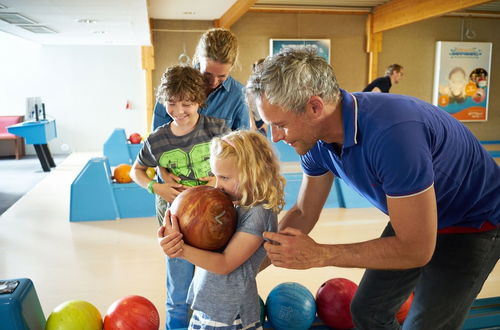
[[248, 7, 369, 15], [372, 0, 494, 33], [214, 0, 257, 28]]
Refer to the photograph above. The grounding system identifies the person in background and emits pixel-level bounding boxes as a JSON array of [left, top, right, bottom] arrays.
[[131, 65, 229, 330], [363, 63, 404, 93], [247, 47, 499, 330], [159, 130, 285, 329]]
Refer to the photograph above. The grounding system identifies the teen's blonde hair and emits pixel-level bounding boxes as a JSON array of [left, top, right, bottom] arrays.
[[211, 130, 285, 213], [193, 28, 239, 66]]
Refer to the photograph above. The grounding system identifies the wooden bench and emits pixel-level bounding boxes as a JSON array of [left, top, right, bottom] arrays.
[[0, 116, 25, 159]]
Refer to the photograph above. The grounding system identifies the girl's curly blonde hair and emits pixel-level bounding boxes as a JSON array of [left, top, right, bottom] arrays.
[[210, 130, 286, 213]]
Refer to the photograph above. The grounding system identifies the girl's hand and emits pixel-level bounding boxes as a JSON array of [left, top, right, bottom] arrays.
[[158, 210, 184, 258]]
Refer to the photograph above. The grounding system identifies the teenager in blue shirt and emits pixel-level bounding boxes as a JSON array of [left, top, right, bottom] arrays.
[[247, 48, 500, 330]]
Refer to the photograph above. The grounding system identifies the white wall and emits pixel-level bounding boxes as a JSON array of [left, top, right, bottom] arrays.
[[0, 31, 147, 154]]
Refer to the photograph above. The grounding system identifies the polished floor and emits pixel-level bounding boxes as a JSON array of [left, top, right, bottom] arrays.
[[0, 152, 498, 327]]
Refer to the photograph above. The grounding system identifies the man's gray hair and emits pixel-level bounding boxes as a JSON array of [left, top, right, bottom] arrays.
[[246, 46, 340, 115]]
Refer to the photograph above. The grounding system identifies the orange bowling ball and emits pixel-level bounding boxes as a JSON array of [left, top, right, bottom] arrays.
[[114, 164, 133, 183], [170, 185, 237, 251], [396, 292, 414, 324]]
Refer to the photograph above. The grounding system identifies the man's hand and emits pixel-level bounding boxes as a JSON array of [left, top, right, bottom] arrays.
[[158, 210, 184, 258], [263, 227, 324, 269]]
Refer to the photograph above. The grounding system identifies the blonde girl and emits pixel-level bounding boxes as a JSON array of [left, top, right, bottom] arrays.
[[158, 130, 285, 330]]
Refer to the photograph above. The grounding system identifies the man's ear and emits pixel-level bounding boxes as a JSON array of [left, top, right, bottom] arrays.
[[307, 96, 324, 118]]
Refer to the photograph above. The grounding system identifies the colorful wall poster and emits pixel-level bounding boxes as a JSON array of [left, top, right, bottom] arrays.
[[432, 41, 492, 121], [270, 39, 330, 62]]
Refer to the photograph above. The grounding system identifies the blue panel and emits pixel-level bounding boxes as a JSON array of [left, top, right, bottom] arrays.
[[7, 120, 57, 144], [70, 157, 119, 221], [283, 173, 302, 210], [0, 278, 46, 330], [335, 179, 373, 208], [113, 183, 156, 218], [283, 173, 342, 210], [70, 157, 156, 221], [103, 128, 143, 166], [462, 297, 500, 329], [489, 151, 500, 158], [270, 139, 300, 162], [127, 143, 142, 162]]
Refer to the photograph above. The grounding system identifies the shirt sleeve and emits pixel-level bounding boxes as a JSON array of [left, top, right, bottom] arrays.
[[152, 101, 172, 130], [370, 121, 434, 197], [232, 91, 250, 130], [136, 138, 158, 168], [300, 145, 330, 177], [238, 207, 277, 237]]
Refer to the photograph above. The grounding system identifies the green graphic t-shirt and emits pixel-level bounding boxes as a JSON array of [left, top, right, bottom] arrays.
[[137, 115, 229, 187]]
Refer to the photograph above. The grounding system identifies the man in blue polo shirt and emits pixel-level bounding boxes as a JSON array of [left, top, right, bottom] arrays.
[[247, 48, 500, 329]]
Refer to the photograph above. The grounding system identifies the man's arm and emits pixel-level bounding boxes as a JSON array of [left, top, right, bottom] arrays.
[[264, 185, 438, 270], [278, 172, 334, 233], [259, 172, 334, 272]]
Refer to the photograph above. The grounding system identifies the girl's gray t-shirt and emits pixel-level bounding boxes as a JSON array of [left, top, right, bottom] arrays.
[[186, 204, 277, 326]]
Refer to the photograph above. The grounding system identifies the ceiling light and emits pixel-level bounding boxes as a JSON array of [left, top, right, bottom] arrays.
[[77, 18, 97, 24], [0, 12, 37, 25], [19, 25, 56, 33], [93, 30, 105, 34], [183, 11, 195, 15]]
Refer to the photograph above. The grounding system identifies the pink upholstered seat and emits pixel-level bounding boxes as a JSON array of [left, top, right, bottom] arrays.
[[0, 116, 25, 159]]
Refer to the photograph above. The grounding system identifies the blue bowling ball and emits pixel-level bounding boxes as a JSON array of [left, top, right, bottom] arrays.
[[266, 282, 316, 330]]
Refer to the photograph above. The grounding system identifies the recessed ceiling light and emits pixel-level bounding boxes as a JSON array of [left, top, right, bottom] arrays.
[[20, 25, 56, 33], [183, 11, 195, 15], [0, 12, 37, 25], [77, 18, 97, 24]]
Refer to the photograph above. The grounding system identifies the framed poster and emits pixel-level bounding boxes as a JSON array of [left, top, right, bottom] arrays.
[[432, 41, 492, 121], [270, 39, 330, 62]]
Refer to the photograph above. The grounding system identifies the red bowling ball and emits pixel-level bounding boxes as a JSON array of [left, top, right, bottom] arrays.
[[104, 295, 159, 330], [315, 277, 358, 329]]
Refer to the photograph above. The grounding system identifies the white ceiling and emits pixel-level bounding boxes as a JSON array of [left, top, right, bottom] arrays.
[[0, 0, 498, 46], [0, 0, 153, 45]]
